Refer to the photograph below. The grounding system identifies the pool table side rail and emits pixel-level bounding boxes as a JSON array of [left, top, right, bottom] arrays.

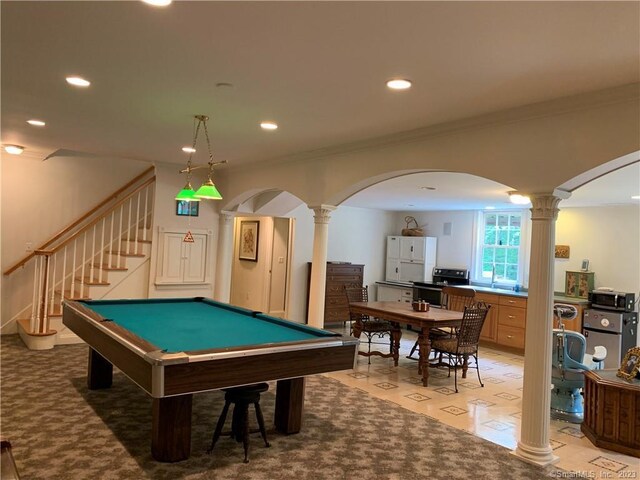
[[63, 301, 158, 394], [162, 342, 359, 396]]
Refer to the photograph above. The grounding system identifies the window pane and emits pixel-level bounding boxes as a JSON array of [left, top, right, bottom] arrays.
[[498, 228, 508, 246], [508, 228, 520, 246], [482, 247, 495, 263], [498, 214, 509, 227], [495, 248, 506, 263], [506, 264, 518, 281], [495, 263, 505, 277], [482, 263, 493, 277], [510, 215, 521, 228], [506, 248, 519, 264], [484, 226, 496, 245], [485, 214, 496, 227]]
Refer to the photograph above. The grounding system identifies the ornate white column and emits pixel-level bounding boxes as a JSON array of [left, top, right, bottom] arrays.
[[307, 205, 336, 329], [213, 212, 234, 303], [515, 194, 561, 465]]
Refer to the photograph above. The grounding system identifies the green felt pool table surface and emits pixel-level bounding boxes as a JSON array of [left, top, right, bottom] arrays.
[[79, 297, 336, 353]]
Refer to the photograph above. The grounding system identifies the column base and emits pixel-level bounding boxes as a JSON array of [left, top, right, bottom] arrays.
[[513, 442, 559, 466]]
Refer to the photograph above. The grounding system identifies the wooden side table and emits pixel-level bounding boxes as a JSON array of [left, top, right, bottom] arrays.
[[581, 369, 640, 458]]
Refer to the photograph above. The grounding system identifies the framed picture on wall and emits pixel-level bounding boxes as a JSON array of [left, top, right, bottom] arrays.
[[176, 200, 199, 217], [239, 220, 259, 262]]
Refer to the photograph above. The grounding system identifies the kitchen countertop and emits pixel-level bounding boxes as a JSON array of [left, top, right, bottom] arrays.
[[375, 280, 590, 304]]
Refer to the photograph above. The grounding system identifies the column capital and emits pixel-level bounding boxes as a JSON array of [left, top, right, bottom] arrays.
[[219, 211, 235, 225], [309, 205, 337, 225], [529, 194, 561, 221]]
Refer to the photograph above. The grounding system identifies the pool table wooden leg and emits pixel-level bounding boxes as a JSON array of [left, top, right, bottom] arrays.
[[87, 348, 113, 390], [151, 394, 192, 462], [274, 377, 305, 434]]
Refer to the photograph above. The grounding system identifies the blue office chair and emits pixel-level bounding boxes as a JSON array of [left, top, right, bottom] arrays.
[[551, 304, 607, 423]]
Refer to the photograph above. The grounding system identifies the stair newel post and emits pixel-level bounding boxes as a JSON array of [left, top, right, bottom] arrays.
[[71, 238, 77, 298], [90, 224, 97, 282], [34, 250, 53, 334], [49, 252, 57, 317], [30, 255, 41, 332], [143, 186, 149, 241], [108, 211, 115, 268], [118, 202, 124, 266], [61, 245, 68, 306]]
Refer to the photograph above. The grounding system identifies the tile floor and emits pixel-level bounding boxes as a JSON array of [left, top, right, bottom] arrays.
[[326, 326, 639, 477]]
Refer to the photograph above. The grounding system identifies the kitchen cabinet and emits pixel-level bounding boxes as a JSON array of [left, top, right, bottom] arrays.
[[385, 236, 437, 283], [476, 292, 499, 342], [377, 283, 413, 304], [495, 295, 527, 350], [306, 262, 364, 324]]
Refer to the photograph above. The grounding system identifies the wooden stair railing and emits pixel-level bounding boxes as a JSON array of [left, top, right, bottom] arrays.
[[4, 166, 155, 276], [5, 169, 156, 340]]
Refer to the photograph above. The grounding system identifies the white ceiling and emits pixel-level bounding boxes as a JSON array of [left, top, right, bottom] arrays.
[[2, 1, 639, 211]]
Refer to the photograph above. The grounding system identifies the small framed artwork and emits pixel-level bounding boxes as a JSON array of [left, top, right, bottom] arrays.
[[554, 245, 570, 259], [617, 346, 640, 381], [580, 259, 590, 272], [239, 220, 259, 262], [176, 200, 199, 217], [565, 271, 578, 297]]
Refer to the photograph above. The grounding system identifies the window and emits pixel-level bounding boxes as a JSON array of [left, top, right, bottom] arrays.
[[477, 211, 525, 285]]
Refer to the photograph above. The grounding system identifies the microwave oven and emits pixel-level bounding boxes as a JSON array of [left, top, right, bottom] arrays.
[[588, 290, 635, 312]]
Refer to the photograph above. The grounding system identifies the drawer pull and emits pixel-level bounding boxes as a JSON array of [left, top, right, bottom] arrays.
[[508, 315, 516, 319], [508, 300, 515, 304], [507, 335, 513, 339]]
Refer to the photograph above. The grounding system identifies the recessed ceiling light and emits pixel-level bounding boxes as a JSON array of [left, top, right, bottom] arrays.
[[182, 147, 196, 153], [4, 145, 24, 155], [66, 76, 91, 87], [141, 0, 172, 6], [485, 206, 496, 210], [420, 186, 436, 191], [260, 121, 278, 130], [386, 79, 412, 90], [27, 119, 46, 126], [632, 195, 640, 200]]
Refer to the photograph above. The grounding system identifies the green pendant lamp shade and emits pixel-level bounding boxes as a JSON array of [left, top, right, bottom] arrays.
[[194, 177, 222, 200], [175, 181, 201, 201]]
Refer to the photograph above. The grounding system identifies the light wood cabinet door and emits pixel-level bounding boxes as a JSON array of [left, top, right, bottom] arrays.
[[476, 292, 499, 342]]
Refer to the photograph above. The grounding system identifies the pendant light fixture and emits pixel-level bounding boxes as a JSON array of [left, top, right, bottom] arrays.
[[176, 115, 226, 201]]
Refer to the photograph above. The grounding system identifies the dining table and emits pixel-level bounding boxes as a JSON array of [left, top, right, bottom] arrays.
[[348, 301, 464, 387]]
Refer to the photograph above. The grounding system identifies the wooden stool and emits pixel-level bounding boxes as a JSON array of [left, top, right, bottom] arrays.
[[207, 383, 270, 463]]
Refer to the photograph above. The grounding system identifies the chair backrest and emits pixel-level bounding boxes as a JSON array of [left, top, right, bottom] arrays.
[[344, 285, 368, 303], [552, 329, 588, 372], [344, 285, 369, 322], [457, 305, 491, 349], [442, 286, 476, 312]]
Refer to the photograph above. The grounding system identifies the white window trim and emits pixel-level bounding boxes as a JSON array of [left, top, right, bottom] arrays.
[[471, 209, 531, 288]]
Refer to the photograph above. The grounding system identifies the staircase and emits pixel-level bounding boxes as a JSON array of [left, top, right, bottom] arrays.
[[4, 167, 156, 349]]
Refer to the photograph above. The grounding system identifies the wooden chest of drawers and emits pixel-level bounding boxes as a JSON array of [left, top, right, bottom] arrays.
[[307, 263, 364, 324]]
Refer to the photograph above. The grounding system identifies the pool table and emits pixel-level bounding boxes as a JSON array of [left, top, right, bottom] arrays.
[[62, 297, 358, 462]]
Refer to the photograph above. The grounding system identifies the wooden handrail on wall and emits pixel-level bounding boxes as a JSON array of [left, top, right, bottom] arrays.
[[3, 166, 155, 275]]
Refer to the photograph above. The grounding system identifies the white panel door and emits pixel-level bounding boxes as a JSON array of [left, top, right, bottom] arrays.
[[385, 258, 400, 282], [183, 234, 207, 283], [161, 233, 185, 283], [386, 236, 401, 259]]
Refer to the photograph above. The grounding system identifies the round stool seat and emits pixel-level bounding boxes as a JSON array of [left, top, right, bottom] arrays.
[[223, 383, 269, 402]]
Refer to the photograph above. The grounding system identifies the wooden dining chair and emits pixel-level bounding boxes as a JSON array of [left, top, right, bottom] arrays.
[[344, 286, 394, 363], [430, 303, 491, 392], [407, 286, 476, 359]]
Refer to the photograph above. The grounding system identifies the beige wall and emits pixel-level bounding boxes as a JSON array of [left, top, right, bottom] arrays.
[[555, 206, 640, 294], [0, 154, 150, 331]]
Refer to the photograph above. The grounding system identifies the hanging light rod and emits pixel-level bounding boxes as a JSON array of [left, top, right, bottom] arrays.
[[178, 159, 227, 174], [176, 114, 226, 201]]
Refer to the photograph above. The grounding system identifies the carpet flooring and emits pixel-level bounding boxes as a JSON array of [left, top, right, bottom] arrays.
[[0, 335, 557, 479]]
